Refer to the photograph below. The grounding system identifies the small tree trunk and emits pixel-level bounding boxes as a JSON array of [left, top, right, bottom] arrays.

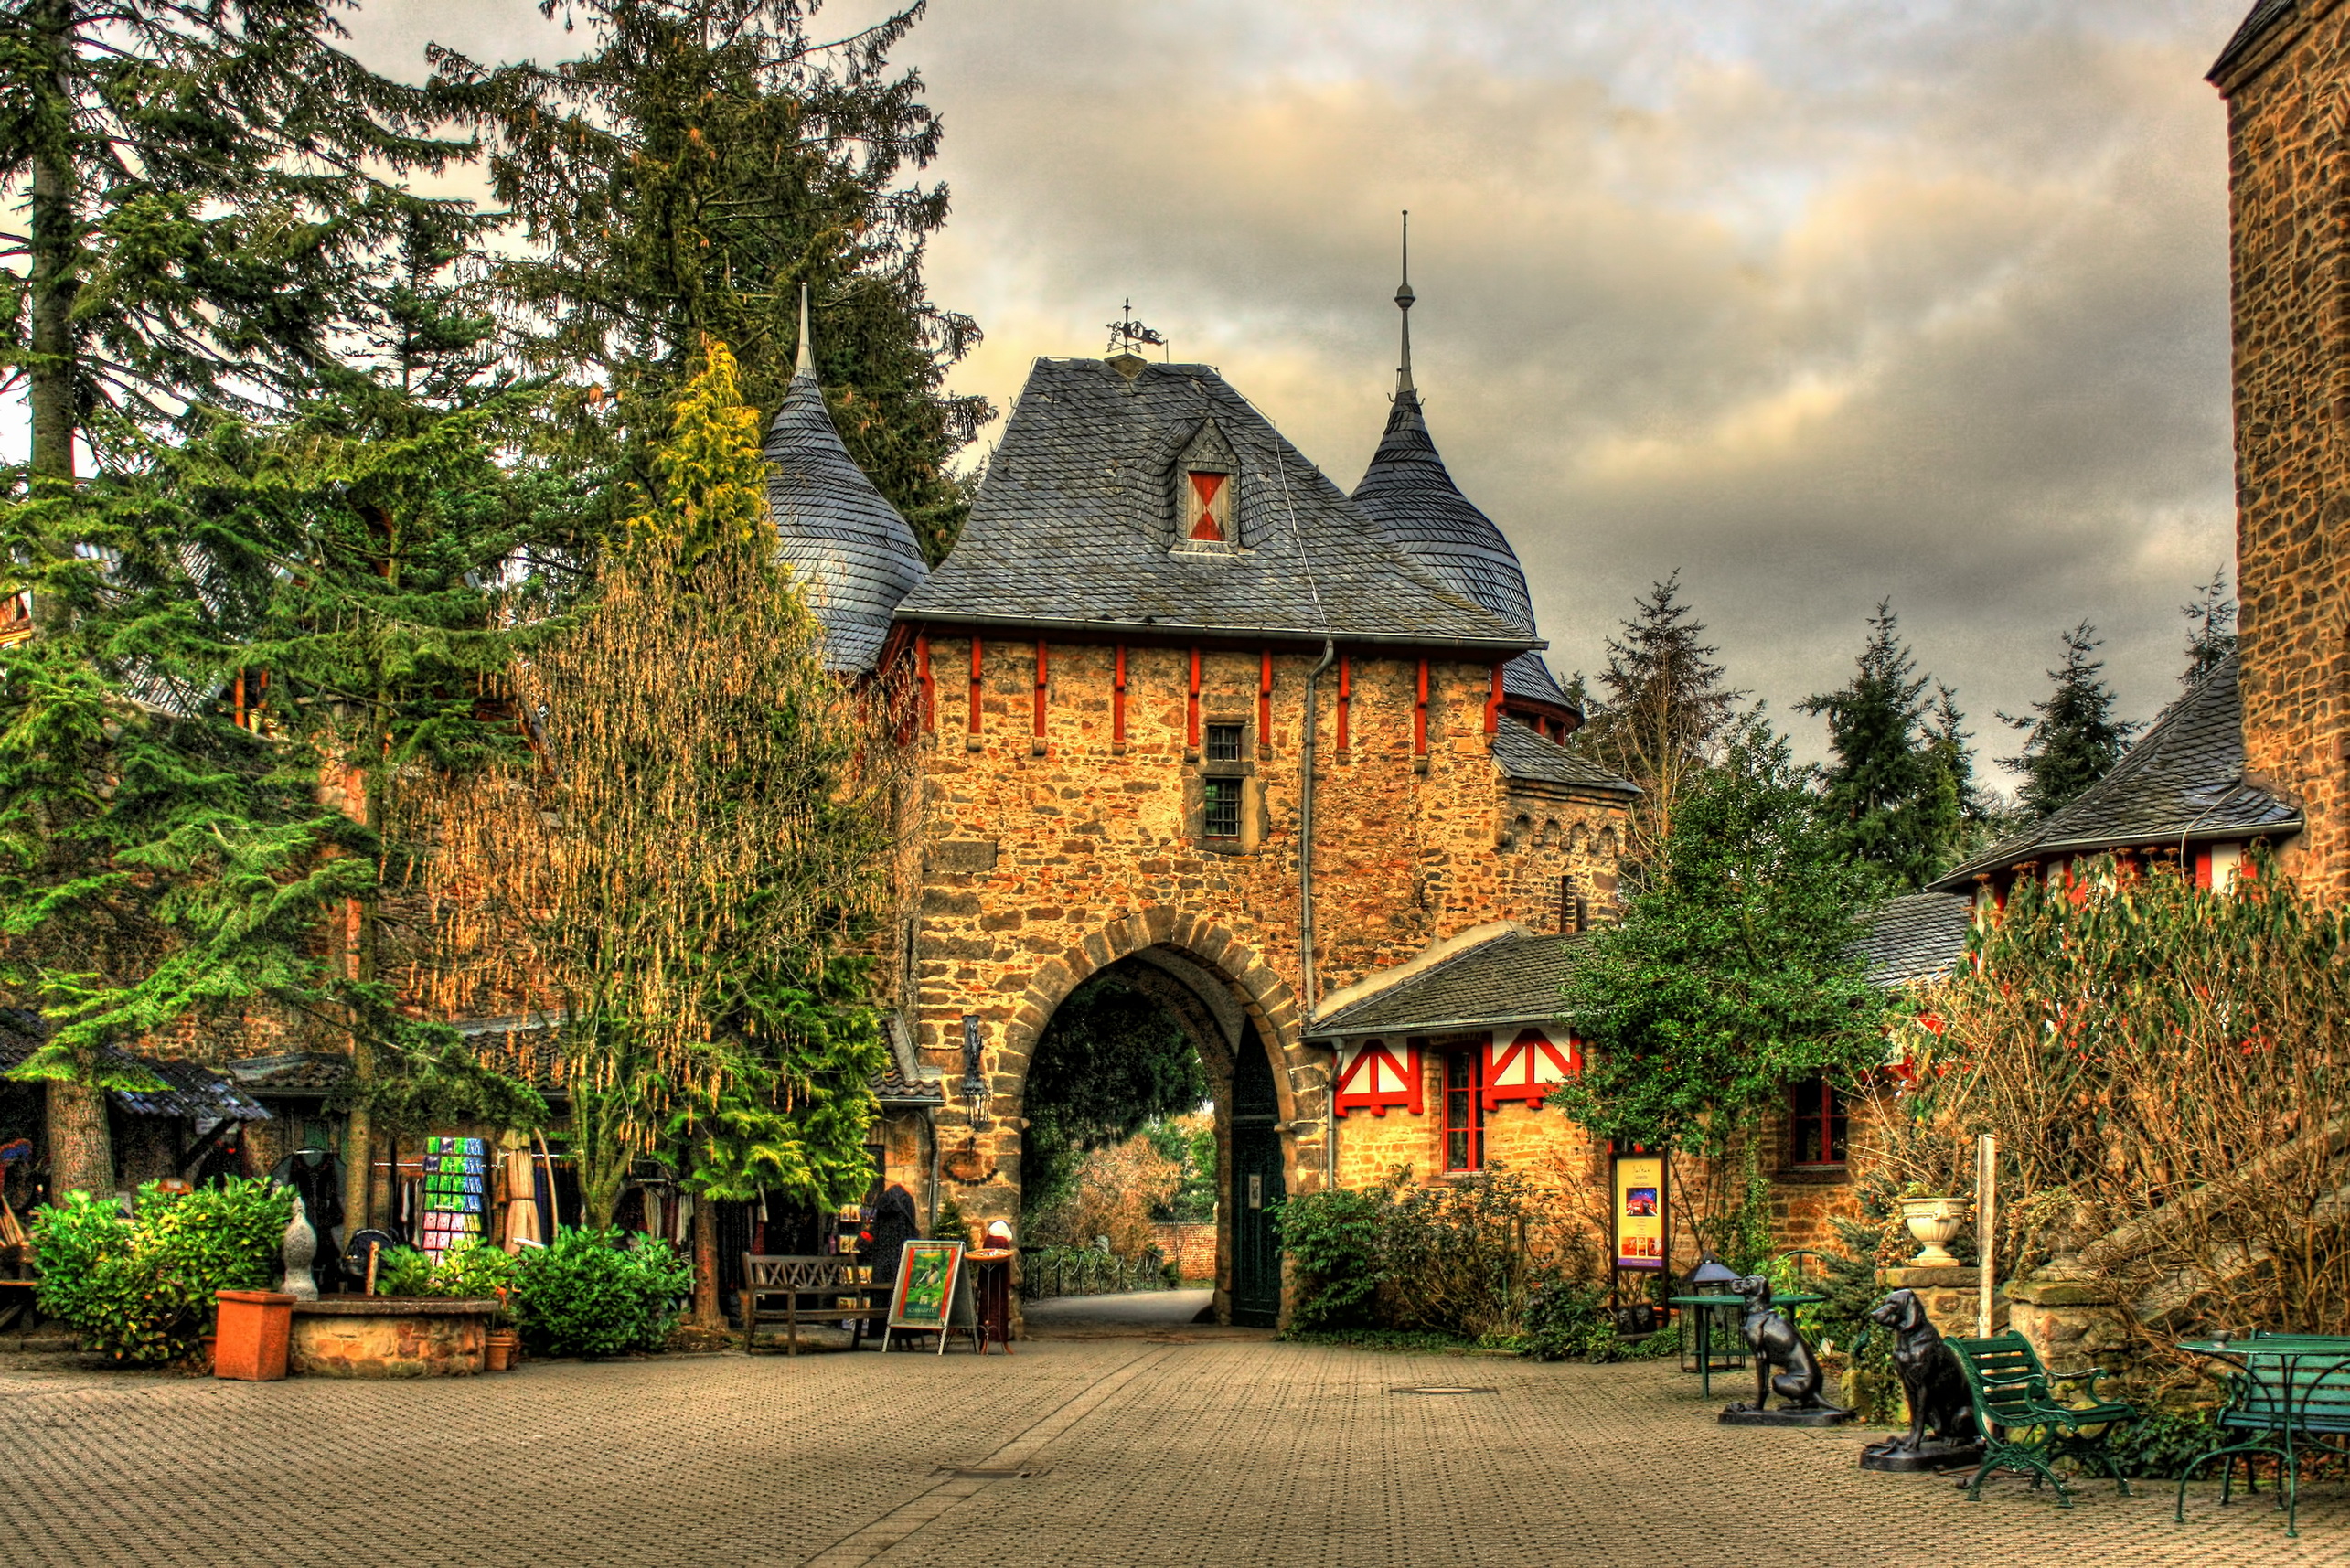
[[692, 1194, 722, 1328], [45, 1078, 112, 1201]]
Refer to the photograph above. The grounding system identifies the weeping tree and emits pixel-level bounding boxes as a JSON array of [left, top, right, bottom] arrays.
[[407, 341, 899, 1321]]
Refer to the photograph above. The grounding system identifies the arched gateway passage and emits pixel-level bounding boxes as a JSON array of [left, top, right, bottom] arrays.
[[960, 914, 1330, 1328]]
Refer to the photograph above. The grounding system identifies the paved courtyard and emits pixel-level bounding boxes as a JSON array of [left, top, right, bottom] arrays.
[[5, 1321, 2345, 1568]]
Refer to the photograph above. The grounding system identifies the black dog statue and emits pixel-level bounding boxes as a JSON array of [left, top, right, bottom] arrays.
[[1724, 1275, 1845, 1420], [1859, 1288, 1982, 1469]]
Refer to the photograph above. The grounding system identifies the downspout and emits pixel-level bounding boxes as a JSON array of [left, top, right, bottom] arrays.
[[1301, 636, 1337, 1187]]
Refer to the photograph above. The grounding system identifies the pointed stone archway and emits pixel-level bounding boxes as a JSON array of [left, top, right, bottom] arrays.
[[932, 907, 1333, 1327]]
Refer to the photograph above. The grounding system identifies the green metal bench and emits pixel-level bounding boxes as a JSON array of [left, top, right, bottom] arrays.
[[1947, 1331, 2142, 1509], [2174, 1332, 2350, 1538]]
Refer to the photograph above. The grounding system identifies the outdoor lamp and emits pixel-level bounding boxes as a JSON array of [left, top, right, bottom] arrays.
[[960, 1013, 990, 1129]]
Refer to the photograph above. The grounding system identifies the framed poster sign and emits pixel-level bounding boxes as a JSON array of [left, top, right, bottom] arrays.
[[884, 1239, 975, 1354], [1611, 1151, 1667, 1272]]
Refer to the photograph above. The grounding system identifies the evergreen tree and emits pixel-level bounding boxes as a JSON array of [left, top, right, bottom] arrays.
[[1552, 718, 1893, 1262], [2182, 567, 2238, 687], [1800, 601, 1939, 888], [1919, 683, 2000, 872], [2000, 621, 2141, 819], [0, 0, 489, 1199], [433, 0, 988, 560], [1572, 573, 1744, 887]]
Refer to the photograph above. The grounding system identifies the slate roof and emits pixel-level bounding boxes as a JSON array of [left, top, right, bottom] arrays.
[[1490, 720, 1640, 797], [1860, 893, 1972, 988], [0, 1011, 269, 1122], [894, 359, 1539, 650], [2212, 0, 2295, 79], [766, 362, 929, 673], [224, 1051, 354, 1095], [1928, 654, 2301, 891], [1309, 930, 1588, 1038]]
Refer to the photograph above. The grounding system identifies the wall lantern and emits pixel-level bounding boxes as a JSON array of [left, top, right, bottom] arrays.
[[960, 1013, 990, 1130]]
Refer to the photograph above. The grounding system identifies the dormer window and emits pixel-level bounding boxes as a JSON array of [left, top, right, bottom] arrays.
[[1174, 420, 1240, 549]]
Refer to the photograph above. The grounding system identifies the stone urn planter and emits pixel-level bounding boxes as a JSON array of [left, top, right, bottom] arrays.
[[1900, 1196, 1969, 1268]]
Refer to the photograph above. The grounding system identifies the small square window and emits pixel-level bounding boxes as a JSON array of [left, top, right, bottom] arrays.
[[1202, 777, 1243, 838], [1205, 723, 1243, 763]]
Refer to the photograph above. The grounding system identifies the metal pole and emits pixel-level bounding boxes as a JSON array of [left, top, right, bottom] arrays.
[[1977, 1133, 1996, 1338]]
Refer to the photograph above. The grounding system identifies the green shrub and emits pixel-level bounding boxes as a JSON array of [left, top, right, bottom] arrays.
[[30, 1179, 292, 1365], [2098, 1403, 2220, 1479], [1270, 1187, 1387, 1329], [370, 1239, 515, 1302], [509, 1228, 691, 1358]]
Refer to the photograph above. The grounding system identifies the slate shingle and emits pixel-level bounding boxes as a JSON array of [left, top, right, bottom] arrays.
[[1860, 892, 1972, 988], [1928, 654, 2301, 891], [765, 365, 929, 673], [2211, 0, 2296, 78], [1308, 930, 1587, 1038], [894, 359, 1538, 649], [1490, 720, 1639, 796]]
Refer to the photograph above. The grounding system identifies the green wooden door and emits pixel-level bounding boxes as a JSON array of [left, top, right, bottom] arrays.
[[1230, 1028, 1285, 1327]]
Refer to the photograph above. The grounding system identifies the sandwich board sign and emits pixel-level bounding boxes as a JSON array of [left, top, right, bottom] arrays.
[[883, 1239, 977, 1353]]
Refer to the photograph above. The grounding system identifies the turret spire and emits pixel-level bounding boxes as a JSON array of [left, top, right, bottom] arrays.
[[1394, 210, 1415, 397], [796, 281, 814, 377]]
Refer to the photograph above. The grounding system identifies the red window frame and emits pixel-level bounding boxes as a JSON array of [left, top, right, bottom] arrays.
[[1789, 1076, 1848, 1168], [1442, 1049, 1486, 1172]]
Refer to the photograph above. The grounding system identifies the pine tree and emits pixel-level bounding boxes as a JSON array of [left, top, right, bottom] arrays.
[[1800, 601, 1939, 888], [1919, 683, 1998, 872], [0, 0, 487, 1199], [1573, 573, 1745, 886], [433, 0, 988, 560], [2182, 567, 2238, 687], [2001, 622, 2142, 819]]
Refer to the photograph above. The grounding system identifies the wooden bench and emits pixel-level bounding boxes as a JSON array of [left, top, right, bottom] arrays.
[[1948, 1331, 2142, 1509], [2175, 1332, 2350, 1538], [739, 1253, 888, 1355]]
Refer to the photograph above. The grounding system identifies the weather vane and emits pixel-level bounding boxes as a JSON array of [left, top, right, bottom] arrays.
[[1106, 299, 1168, 357]]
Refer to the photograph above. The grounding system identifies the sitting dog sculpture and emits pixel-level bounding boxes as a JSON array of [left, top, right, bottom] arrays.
[[1862, 1288, 1981, 1457], [1726, 1275, 1842, 1414]]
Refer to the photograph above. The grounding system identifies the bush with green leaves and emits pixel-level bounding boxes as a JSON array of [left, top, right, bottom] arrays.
[[370, 1239, 516, 1303], [508, 1228, 691, 1358], [30, 1179, 294, 1365]]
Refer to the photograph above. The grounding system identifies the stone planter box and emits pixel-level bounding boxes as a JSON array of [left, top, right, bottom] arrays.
[[289, 1296, 502, 1378]]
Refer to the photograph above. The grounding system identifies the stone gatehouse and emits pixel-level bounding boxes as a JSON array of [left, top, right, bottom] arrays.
[[773, 285, 1636, 1322]]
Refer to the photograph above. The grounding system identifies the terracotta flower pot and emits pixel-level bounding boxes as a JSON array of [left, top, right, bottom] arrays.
[[485, 1328, 518, 1372], [212, 1290, 295, 1381]]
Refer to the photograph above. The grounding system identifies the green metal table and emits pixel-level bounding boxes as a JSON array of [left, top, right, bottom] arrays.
[[1668, 1291, 1824, 1400], [2175, 1333, 2350, 1537]]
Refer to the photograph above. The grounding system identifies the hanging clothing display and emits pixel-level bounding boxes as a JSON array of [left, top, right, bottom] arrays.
[[500, 1148, 541, 1253]]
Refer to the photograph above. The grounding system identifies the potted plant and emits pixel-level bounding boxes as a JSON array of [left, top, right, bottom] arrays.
[[1897, 1182, 1970, 1268]]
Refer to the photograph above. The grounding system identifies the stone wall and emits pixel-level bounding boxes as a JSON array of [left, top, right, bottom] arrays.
[[902, 633, 1631, 1320], [2217, 1, 2350, 897], [289, 1298, 494, 1377]]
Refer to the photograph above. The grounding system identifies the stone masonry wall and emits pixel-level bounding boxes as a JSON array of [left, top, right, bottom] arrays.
[[2220, 0, 2350, 898], [902, 633, 1629, 1317]]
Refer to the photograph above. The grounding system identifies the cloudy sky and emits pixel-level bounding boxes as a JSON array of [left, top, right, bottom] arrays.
[[27, 0, 2271, 784]]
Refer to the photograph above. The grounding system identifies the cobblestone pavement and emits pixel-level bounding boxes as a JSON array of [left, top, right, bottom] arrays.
[[5, 1333, 2346, 1568]]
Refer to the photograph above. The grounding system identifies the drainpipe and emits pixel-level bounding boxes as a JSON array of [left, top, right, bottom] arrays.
[[1301, 636, 1337, 1187]]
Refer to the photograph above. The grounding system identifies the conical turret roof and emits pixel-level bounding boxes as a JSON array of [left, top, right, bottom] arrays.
[[1351, 388, 1567, 708], [765, 296, 927, 673]]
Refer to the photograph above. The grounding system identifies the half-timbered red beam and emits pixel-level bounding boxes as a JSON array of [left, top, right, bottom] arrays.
[[1258, 648, 1273, 752], [1113, 645, 1127, 751], [1033, 639, 1049, 751], [1337, 654, 1351, 754], [1188, 646, 1202, 752], [968, 636, 983, 744], [1414, 657, 1429, 759], [915, 635, 936, 731]]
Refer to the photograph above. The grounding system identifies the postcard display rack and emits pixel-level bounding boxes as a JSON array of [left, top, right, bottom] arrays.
[[420, 1136, 489, 1260]]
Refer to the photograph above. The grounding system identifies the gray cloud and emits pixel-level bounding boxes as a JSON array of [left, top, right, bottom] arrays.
[[157, 2, 2268, 782]]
